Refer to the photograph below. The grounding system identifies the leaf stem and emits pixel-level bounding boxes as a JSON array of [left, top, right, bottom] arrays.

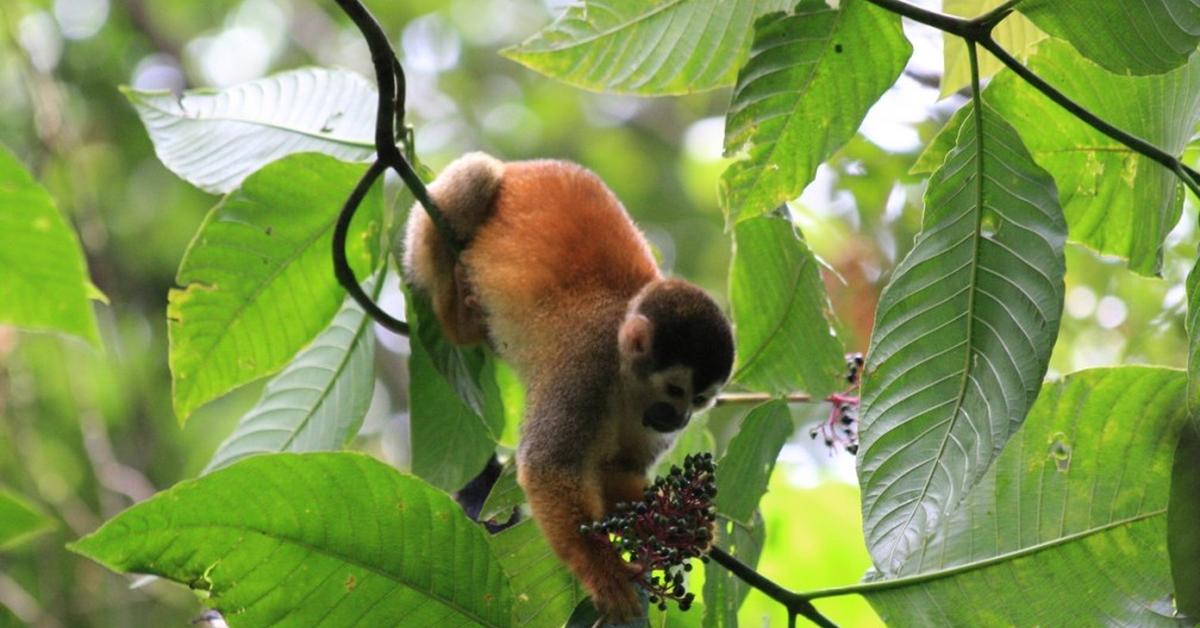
[[862, 0, 1200, 201], [708, 546, 838, 628]]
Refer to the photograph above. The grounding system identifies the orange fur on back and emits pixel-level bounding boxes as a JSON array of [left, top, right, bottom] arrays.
[[465, 160, 660, 365]]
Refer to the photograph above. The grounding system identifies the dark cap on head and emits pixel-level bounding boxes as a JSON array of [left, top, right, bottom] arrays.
[[636, 279, 734, 391]]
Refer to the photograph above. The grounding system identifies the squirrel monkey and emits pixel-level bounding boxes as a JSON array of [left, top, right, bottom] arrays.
[[403, 153, 734, 621]]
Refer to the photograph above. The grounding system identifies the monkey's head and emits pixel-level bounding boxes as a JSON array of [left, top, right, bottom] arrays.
[[618, 279, 735, 433]]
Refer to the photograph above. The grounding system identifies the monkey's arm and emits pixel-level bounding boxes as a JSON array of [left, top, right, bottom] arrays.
[[519, 465, 642, 620], [516, 379, 643, 622]]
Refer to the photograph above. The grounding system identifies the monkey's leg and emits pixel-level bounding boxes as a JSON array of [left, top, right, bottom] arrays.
[[519, 466, 642, 622], [449, 261, 488, 345]]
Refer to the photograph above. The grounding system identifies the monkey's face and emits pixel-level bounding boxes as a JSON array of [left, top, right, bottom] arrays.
[[637, 365, 723, 433], [618, 279, 734, 434]]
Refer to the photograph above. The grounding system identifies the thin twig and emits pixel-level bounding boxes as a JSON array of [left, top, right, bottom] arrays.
[[715, 392, 814, 405], [863, 0, 1200, 202], [333, 0, 460, 254], [979, 38, 1200, 200], [331, 159, 411, 335], [708, 546, 837, 628]]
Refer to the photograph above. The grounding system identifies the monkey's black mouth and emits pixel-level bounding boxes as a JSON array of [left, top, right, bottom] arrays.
[[643, 402, 686, 433]]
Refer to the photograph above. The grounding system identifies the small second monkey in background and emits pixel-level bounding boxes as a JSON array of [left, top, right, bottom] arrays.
[[404, 153, 734, 622]]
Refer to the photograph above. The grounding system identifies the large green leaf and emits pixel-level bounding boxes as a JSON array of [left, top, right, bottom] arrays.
[[940, 0, 1045, 97], [479, 458, 524, 523], [858, 105, 1066, 575], [202, 280, 379, 474], [1169, 425, 1200, 618], [729, 215, 843, 398], [70, 453, 513, 626], [860, 367, 1189, 625], [720, 0, 911, 223], [125, 68, 375, 194], [916, 40, 1200, 276], [713, 400, 791, 523], [0, 145, 100, 345], [702, 512, 764, 628], [502, 0, 790, 95], [0, 488, 53, 550], [489, 520, 584, 628], [168, 154, 381, 423], [407, 294, 502, 493], [1019, 0, 1200, 76]]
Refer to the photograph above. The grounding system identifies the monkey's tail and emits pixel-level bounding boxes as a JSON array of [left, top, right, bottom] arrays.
[[401, 152, 504, 344]]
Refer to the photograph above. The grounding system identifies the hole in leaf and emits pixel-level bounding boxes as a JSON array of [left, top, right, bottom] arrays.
[[1048, 433, 1071, 472]]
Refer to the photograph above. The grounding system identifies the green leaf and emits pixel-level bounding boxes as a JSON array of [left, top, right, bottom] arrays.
[[1188, 254, 1200, 420], [1019, 0, 1200, 76], [0, 488, 53, 550], [0, 144, 100, 345], [168, 154, 381, 423], [858, 104, 1066, 575], [502, 0, 791, 95], [1169, 424, 1200, 618], [125, 68, 376, 194], [408, 294, 502, 493], [489, 520, 584, 628], [410, 288, 503, 421], [479, 458, 524, 524], [918, 40, 1200, 275], [862, 367, 1189, 625], [729, 215, 843, 398], [202, 280, 379, 474], [702, 512, 764, 628], [940, 0, 1045, 97], [713, 400, 791, 523], [70, 453, 513, 626], [720, 0, 911, 223]]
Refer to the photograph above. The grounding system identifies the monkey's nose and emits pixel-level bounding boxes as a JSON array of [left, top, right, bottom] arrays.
[[643, 402, 686, 432]]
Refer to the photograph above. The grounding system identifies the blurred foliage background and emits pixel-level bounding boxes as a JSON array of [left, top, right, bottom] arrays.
[[0, 0, 1194, 626]]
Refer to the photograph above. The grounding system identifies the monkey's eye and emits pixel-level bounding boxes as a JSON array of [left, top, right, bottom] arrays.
[[693, 395, 707, 406], [666, 384, 685, 398]]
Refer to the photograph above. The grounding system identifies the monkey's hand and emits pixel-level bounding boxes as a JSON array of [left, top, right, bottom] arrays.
[[519, 466, 645, 623]]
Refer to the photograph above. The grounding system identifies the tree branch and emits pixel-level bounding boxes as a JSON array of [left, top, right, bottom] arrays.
[[330, 0, 466, 336], [708, 546, 838, 628], [863, 0, 1200, 201]]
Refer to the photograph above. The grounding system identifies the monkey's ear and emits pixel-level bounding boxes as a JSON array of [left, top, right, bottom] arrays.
[[619, 314, 653, 358]]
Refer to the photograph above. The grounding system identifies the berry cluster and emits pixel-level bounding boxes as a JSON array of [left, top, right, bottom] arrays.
[[811, 353, 863, 455], [580, 453, 717, 612], [845, 353, 863, 386]]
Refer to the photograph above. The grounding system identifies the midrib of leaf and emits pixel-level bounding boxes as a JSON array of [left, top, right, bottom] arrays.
[[732, 252, 812, 381], [275, 277, 380, 453], [734, 6, 842, 205], [888, 57, 987, 569], [810, 508, 1165, 598], [178, 200, 347, 397], [131, 521, 499, 626], [133, 96, 376, 150], [525, 0, 686, 51]]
